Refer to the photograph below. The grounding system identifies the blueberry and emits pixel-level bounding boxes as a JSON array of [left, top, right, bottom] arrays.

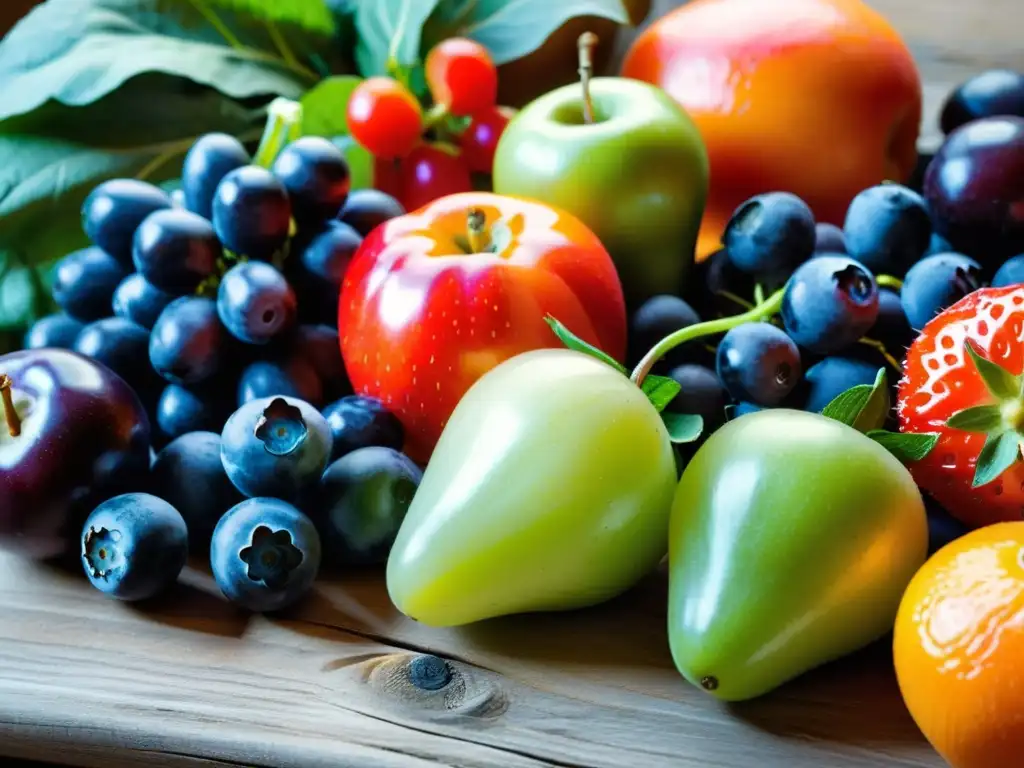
[[292, 222, 362, 323], [716, 323, 801, 407], [150, 297, 226, 385], [727, 401, 764, 420], [237, 357, 323, 408], [309, 447, 422, 566], [80, 493, 188, 601], [337, 188, 405, 237], [901, 252, 983, 330], [722, 192, 816, 277], [272, 137, 351, 226], [112, 273, 175, 330], [221, 396, 333, 499], [23, 313, 84, 350], [924, 495, 970, 556], [74, 317, 162, 399], [927, 231, 955, 256], [81, 179, 173, 266], [156, 382, 233, 440], [212, 166, 292, 260], [210, 497, 321, 612], [843, 184, 932, 276], [870, 287, 915, 352], [292, 324, 350, 401], [132, 208, 221, 294], [685, 248, 754, 319], [217, 261, 297, 345], [665, 364, 727, 432], [802, 356, 881, 413], [150, 432, 243, 547], [782, 256, 879, 354], [51, 246, 129, 322], [323, 395, 404, 462], [992, 254, 1024, 287], [940, 70, 1024, 135], [629, 295, 702, 368], [182, 133, 251, 219], [814, 222, 847, 254]]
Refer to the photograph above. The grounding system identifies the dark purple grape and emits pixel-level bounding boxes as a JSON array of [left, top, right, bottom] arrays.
[[23, 313, 84, 350], [51, 247, 129, 322], [212, 166, 292, 260], [132, 209, 221, 294], [272, 137, 351, 227], [292, 222, 362, 324], [940, 70, 1024, 135], [149, 297, 226, 385], [182, 133, 251, 219], [237, 357, 323, 408], [337, 188, 404, 237], [74, 317, 163, 402], [112, 273, 175, 330], [82, 180, 173, 267]]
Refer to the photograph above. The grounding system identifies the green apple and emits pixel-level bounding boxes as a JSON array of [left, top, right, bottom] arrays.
[[493, 76, 709, 307]]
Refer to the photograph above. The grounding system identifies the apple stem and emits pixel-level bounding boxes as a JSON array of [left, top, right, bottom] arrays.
[[577, 32, 598, 124], [467, 208, 490, 253], [0, 374, 21, 438]]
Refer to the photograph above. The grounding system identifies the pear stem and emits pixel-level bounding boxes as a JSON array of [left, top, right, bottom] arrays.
[[467, 208, 490, 253], [577, 32, 598, 124], [0, 374, 21, 438]]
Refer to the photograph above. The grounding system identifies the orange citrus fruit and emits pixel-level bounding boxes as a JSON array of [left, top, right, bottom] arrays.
[[893, 522, 1024, 767]]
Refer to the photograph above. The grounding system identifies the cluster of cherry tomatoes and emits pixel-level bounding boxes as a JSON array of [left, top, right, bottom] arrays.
[[346, 39, 517, 212]]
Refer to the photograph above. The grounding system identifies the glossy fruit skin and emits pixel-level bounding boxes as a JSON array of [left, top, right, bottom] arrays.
[[52, 246, 129, 322], [74, 317, 162, 400], [425, 38, 498, 117], [210, 497, 321, 613], [111, 273, 174, 330], [923, 116, 1024, 266], [132, 209, 221, 294], [271, 137, 351, 226], [212, 166, 292, 260], [149, 297, 225, 385], [292, 221, 362, 324], [150, 431, 243, 547], [339, 192, 627, 463], [898, 286, 1024, 528], [237, 357, 323, 408], [322, 394, 403, 463], [216, 262, 297, 345], [347, 77, 424, 161], [156, 383, 232, 441], [386, 349, 677, 626], [802, 356, 880, 413], [666, 364, 726, 432], [460, 106, 516, 174], [82, 179, 173, 266], [80, 493, 187, 601], [181, 133, 251, 219], [814, 222, 847, 254], [629, 295, 702, 370], [993, 254, 1024, 287], [622, 0, 921, 260], [716, 323, 801, 406], [337, 188, 405, 237], [494, 77, 708, 307], [722, 192, 815, 278], [781, 255, 879, 354], [0, 349, 151, 559], [220, 396, 333, 500], [23, 313, 84, 350], [669, 409, 927, 701], [900, 252, 983, 330], [843, 183, 932, 276], [894, 523, 1024, 768], [940, 69, 1024, 135], [398, 144, 473, 213], [310, 446, 422, 566]]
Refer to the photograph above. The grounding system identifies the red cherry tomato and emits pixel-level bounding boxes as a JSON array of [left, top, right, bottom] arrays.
[[425, 38, 498, 118], [398, 143, 473, 212], [347, 77, 424, 160], [339, 192, 627, 463], [459, 105, 516, 174]]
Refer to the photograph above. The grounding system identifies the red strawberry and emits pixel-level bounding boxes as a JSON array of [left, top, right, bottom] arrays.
[[898, 284, 1024, 529]]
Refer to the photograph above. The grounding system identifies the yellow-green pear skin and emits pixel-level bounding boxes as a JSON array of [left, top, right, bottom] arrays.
[[386, 349, 677, 627], [667, 409, 928, 701]]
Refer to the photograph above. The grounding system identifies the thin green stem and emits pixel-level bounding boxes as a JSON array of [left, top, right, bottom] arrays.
[[189, 0, 245, 50], [423, 103, 449, 132], [716, 290, 754, 310], [859, 337, 903, 372], [253, 98, 304, 169], [877, 274, 903, 291], [631, 288, 786, 385], [753, 283, 765, 306]]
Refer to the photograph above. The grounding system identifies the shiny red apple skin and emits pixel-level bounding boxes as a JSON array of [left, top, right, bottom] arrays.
[[0, 348, 152, 559]]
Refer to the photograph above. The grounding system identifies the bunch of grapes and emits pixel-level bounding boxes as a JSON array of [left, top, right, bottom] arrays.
[[346, 38, 517, 210]]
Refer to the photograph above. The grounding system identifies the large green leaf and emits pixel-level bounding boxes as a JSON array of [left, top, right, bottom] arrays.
[[206, 0, 336, 34], [352, 0, 443, 76], [422, 0, 631, 65], [300, 75, 362, 136], [0, 0, 346, 123]]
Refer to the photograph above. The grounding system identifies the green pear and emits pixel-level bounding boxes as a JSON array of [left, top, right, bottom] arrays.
[[668, 409, 927, 701], [386, 348, 677, 627]]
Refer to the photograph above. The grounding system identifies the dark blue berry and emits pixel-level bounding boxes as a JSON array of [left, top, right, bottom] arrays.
[[629, 295, 702, 368], [156, 383, 233, 441], [843, 184, 932, 276], [337, 188, 404, 237], [82, 179, 173, 267], [237, 357, 323, 408], [870, 287, 915, 352], [112, 273, 175, 330], [940, 70, 1024, 135], [814, 222, 847, 254], [182, 133, 251, 219], [272, 137, 351, 226], [150, 297, 225, 385], [782, 256, 879, 354], [992, 254, 1024, 287], [212, 166, 292, 260], [901, 252, 983, 330], [802, 356, 881, 413], [221, 396, 333, 500], [684, 248, 754, 320], [81, 493, 188, 601], [23, 313, 84, 350], [927, 231, 955, 256], [722, 192, 816, 277], [292, 222, 362, 324], [665, 364, 727, 431], [217, 262, 297, 345], [210, 497, 321, 613], [52, 246, 129, 322], [132, 209, 221, 294], [292, 325, 350, 401], [716, 323, 801, 406], [323, 395, 404, 462], [74, 317, 162, 399]]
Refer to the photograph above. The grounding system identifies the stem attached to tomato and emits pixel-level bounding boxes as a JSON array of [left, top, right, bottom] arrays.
[[577, 32, 598, 124], [0, 374, 22, 438], [253, 97, 304, 169], [467, 208, 490, 253], [630, 288, 787, 386]]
